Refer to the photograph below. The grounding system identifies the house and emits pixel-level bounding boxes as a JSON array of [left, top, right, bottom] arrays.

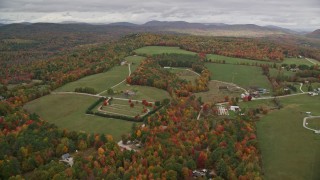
[[257, 88, 268, 94], [314, 88, 320, 93], [164, 66, 171, 69], [124, 90, 136, 96], [120, 61, 127, 66], [229, 106, 240, 112], [60, 153, 74, 167], [219, 86, 229, 91], [61, 153, 71, 160]]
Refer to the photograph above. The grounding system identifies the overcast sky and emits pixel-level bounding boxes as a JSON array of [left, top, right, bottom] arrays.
[[0, 0, 319, 31]]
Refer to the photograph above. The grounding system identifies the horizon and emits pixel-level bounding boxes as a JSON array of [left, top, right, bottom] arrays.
[[0, 20, 316, 32], [0, 0, 319, 31]]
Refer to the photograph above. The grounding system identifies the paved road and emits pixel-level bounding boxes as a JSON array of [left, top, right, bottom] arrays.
[[117, 140, 138, 151], [299, 83, 305, 93], [305, 58, 319, 65], [52, 91, 103, 98], [303, 116, 320, 133], [98, 64, 132, 95]]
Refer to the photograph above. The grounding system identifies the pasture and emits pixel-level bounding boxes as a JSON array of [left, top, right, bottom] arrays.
[[96, 99, 152, 118], [205, 63, 272, 90], [168, 68, 199, 85], [24, 94, 137, 141], [257, 95, 320, 180], [195, 80, 244, 103], [102, 84, 171, 101], [306, 117, 320, 130], [207, 54, 314, 66], [134, 46, 196, 56], [55, 56, 144, 93]]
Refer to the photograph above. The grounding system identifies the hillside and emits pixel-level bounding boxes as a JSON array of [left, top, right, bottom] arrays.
[[307, 29, 320, 38]]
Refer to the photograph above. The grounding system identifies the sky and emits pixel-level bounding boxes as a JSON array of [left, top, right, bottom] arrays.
[[0, 0, 319, 31]]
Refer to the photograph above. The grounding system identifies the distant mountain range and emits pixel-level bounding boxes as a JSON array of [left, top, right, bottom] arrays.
[[306, 29, 320, 38], [110, 20, 301, 37], [0, 20, 315, 37]]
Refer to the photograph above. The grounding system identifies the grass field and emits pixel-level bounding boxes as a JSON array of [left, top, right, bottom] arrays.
[[207, 54, 276, 65], [257, 95, 320, 180], [97, 99, 151, 117], [125, 55, 145, 72], [207, 54, 314, 66], [102, 84, 171, 101], [134, 46, 196, 56], [24, 94, 137, 141], [195, 80, 244, 102], [55, 56, 145, 93], [269, 68, 296, 78], [55, 66, 128, 92], [168, 68, 199, 85], [205, 63, 272, 89], [306, 118, 320, 130]]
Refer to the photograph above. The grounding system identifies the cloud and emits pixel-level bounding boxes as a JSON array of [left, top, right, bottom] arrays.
[[0, 0, 319, 30]]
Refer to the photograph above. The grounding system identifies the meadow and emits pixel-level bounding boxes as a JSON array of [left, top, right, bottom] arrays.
[[167, 68, 199, 85], [134, 46, 196, 55], [207, 54, 314, 66], [205, 63, 272, 90], [24, 94, 137, 141], [96, 99, 150, 118], [102, 84, 170, 101], [54, 56, 144, 93], [256, 95, 320, 180], [195, 80, 244, 103]]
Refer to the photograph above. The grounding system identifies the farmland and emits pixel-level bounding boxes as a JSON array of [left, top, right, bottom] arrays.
[[195, 80, 244, 102], [256, 95, 320, 180], [306, 117, 320, 130], [55, 56, 145, 93], [24, 94, 137, 141], [95, 99, 152, 118], [207, 54, 314, 66], [205, 63, 272, 90], [167, 68, 199, 85], [134, 46, 196, 55], [103, 84, 170, 101]]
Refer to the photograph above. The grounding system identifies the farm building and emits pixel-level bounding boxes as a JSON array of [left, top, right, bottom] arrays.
[[229, 106, 240, 111], [124, 90, 136, 96]]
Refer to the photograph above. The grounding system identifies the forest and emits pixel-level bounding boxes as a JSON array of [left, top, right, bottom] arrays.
[[1, 29, 320, 179]]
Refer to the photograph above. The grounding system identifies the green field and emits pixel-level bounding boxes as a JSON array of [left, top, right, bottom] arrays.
[[205, 63, 272, 89], [195, 80, 244, 103], [24, 94, 137, 141], [257, 95, 320, 180], [134, 46, 196, 55], [207, 54, 314, 66], [282, 58, 318, 65], [168, 68, 199, 85], [55, 56, 145, 93], [125, 55, 145, 72], [97, 99, 151, 117], [269, 68, 296, 78], [306, 118, 320, 130], [207, 54, 276, 65], [102, 84, 171, 101]]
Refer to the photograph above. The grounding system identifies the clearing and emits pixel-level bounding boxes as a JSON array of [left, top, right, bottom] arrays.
[[167, 68, 199, 85], [207, 54, 314, 66], [55, 56, 145, 93], [96, 98, 152, 118], [257, 95, 320, 180], [134, 46, 196, 56], [205, 63, 272, 90], [24, 94, 137, 141], [102, 84, 170, 101], [195, 80, 245, 103]]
